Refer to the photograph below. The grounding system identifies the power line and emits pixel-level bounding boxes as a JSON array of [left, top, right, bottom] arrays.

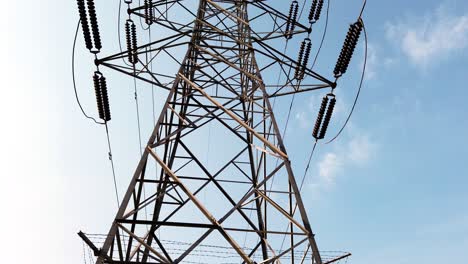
[[105, 123, 120, 207], [73, 18, 120, 207]]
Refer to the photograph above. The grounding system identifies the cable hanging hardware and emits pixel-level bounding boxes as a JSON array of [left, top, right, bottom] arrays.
[[93, 71, 111, 122], [144, 0, 154, 25], [284, 0, 299, 39], [76, 0, 102, 53], [125, 19, 138, 64], [295, 38, 312, 80], [334, 18, 363, 78], [312, 93, 336, 140]]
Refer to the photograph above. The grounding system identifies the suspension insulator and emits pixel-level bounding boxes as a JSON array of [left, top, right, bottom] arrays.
[[93, 71, 111, 122], [313, 96, 328, 139], [308, 0, 318, 22], [145, 0, 153, 25], [99, 75, 111, 122], [314, 0, 324, 21], [86, 0, 102, 51], [124, 0, 132, 3], [131, 23, 138, 63], [285, 1, 299, 39], [93, 72, 105, 120], [295, 39, 306, 79], [313, 94, 336, 140], [77, 0, 93, 50], [334, 20, 363, 77], [299, 39, 312, 80], [318, 95, 335, 139], [125, 20, 134, 64]]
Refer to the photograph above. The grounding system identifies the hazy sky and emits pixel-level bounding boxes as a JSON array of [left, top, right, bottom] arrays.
[[1, 0, 467, 263]]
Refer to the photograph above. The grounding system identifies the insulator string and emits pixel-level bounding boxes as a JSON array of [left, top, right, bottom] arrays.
[[131, 22, 139, 63], [299, 39, 312, 80], [294, 39, 306, 78], [285, 0, 299, 39], [308, 0, 318, 22], [312, 96, 328, 139], [334, 19, 363, 77], [125, 19, 135, 64], [93, 72, 105, 120], [327, 19, 367, 144], [314, 0, 324, 21], [118, 0, 132, 67], [318, 96, 336, 139], [87, 0, 102, 51], [93, 71, 112, 122], [77, 0, 93, 51], [72, 19, 104, 125], [100, 75, 111, 121], [144, 0, 154, 25]]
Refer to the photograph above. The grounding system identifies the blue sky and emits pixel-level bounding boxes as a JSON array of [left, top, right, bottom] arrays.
[[1, 0, 467, 263]]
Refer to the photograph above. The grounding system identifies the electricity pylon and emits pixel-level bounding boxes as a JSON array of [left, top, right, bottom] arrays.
[[77, 0, 355, 263]]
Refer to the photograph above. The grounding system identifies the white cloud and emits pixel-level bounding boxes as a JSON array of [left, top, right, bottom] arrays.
[[312, 134, 376, 191], [347, 134, 376, 166], [385, 5, 468, 67], [318, 153, 342, 184], [295, 111, 309, 128], [364, 43, 378, 80]]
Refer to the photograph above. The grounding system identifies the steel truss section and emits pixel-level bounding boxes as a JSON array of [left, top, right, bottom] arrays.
[[90, 1, 340, 263]]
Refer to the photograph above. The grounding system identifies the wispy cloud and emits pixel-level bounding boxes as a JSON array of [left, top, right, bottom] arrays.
[[347, 134, 376, 166], [385, 5, 468, 67], [318, 153, 342, 184], [313, 133, 377, 189], [364, 43, 378, 80]]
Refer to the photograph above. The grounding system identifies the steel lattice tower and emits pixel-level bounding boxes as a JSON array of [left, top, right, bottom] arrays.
[[77, 0, 360, 263]]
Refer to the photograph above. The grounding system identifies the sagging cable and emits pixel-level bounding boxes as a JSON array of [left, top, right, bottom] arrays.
[[312, 93, 336, 140]]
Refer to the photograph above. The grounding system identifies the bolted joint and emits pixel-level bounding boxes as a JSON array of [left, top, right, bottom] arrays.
[[94, 58, 101, 66]]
